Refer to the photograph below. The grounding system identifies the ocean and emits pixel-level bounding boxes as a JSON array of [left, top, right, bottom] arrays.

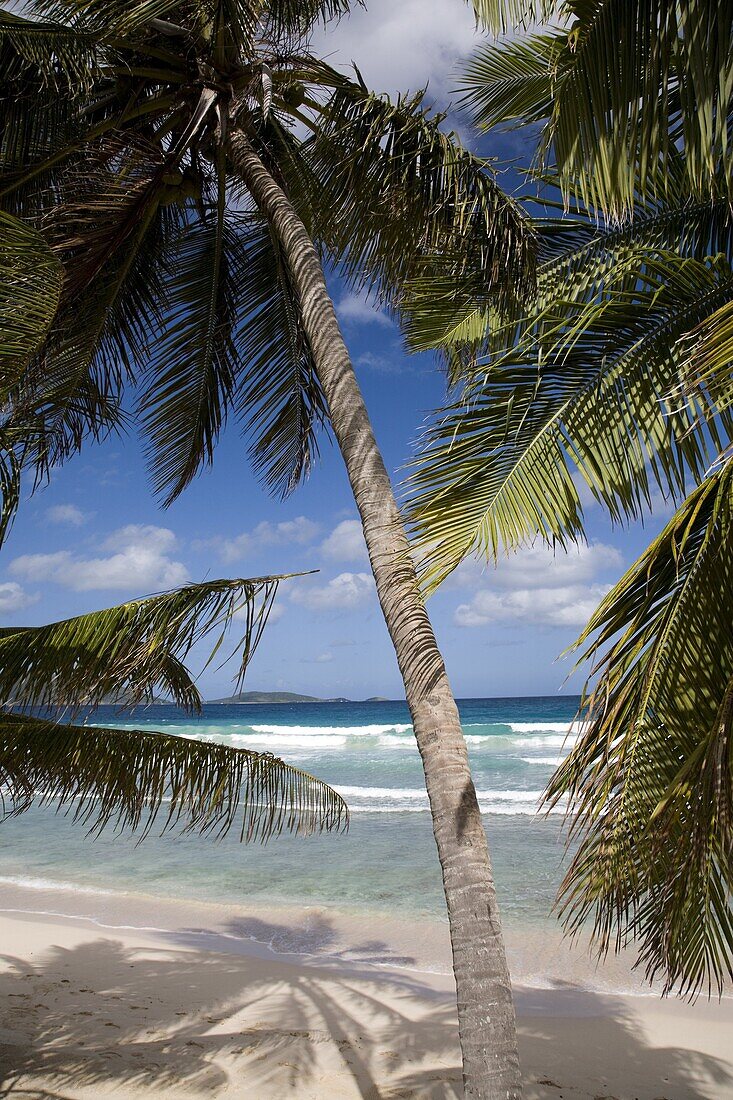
[[0, 697, 579, 921]]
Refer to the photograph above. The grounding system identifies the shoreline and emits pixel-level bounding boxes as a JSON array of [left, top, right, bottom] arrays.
[[1, 900, 732, 1098], [3, 875, 733, 1000], [0, 876, 682, 997]]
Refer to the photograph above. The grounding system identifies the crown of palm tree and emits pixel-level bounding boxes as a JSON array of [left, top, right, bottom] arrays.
[[0, 0, 534, 540]]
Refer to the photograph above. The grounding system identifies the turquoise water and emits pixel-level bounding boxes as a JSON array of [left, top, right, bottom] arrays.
[[0, 697, 580, 927]]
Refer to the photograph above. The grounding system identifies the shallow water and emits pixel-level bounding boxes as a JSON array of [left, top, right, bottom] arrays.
[[0, 697, 578, 929]]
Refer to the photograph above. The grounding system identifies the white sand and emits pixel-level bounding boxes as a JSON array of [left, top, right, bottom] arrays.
[[0, 889, 731, 1099]]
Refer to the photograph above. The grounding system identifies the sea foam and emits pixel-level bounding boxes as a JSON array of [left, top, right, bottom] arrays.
[[509, 721, 584, 734], [334, 785, 566, 815], [249, 723, 412, 736], [0, 874, 115, 896], [511, 734, 578, 748]]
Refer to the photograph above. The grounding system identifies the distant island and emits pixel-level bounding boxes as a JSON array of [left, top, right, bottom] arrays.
[[89, 690, 400, 706], [206, 691, 350, 704]]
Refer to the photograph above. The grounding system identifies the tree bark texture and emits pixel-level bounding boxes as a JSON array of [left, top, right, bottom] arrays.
[[230, 130, 522, 1100]]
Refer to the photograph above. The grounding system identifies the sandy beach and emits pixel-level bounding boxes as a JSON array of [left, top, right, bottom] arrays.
[[0, 885, 731, 1099]]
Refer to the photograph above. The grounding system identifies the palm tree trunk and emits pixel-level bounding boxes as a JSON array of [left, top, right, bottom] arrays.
[[230, 131, 522, 1100]]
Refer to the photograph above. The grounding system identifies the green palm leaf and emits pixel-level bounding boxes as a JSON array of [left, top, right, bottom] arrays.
[[0, 208, 64, 545], [0, 8, 97, 87], [138, 211, 241, 505], [546, 464, 733, 996], [680, 297, 733, 416], [404, 179, 733, 366], [294, 62, 536, 311], [0, 208, 63, 389], [468, 0, 556, 34], [463, 2, 733, 217], [459, 32, 566, 133], [408, 249, 733, 587], [138, 209, 328, 502], [1, 711, 348, 840], [0, 575, 292, 713], [13, 147, 184, 497], [231, 215, 328, 497]]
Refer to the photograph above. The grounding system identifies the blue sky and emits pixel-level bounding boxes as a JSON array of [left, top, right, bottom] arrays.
[[0, 0, 672, 700]]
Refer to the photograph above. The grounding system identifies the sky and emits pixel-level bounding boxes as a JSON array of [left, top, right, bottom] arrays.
[[0, 0, 673, 701]]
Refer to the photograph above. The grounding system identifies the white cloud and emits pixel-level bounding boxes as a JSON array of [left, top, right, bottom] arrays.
[[196, 517, 320, 563], [0, 581, 37, 613], [449, 542, 621, 590], [355, 352, 405, 374], [452, 541, 623, 628], [46, 503, 88, 527], [321, 519, 369, 563], [301, 651, 335, 664], [9, 524, 188, 592], [493, 542, 622, 589], [335, 293, 393, 328], [455, 583, 612, 628], [310, 0, 477, 100], [100, 524, 177, 554], [290, 572, 376, 612]]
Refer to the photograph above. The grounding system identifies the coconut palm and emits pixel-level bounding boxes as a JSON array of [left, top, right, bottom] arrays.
[[407, 0, 733, 995], [0, 3, 537, 1094]]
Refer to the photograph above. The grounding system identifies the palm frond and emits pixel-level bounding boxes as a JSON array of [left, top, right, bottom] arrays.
[[546, 464, 733, 996], [403, 178, 733, 359], [468, 0, 556, 34], [0, 10, 103, 211], [463, 2, 733, 217], [680, 297, 733, 418], [298, 62, 536, 312], [0, 711, 348, 840], [0, 209, 64, 544], [0, 208, 63, 390], [0, 9, 97, 87], [408, 250, 733, 588], [0, 575, 292, 713], [13, 146, 182, 492], [137, 207, 328, 502], [231, 214, 329, 497], [265, 0, 357, 39], [137, 210, 240, 505], [460, 32, 566, 132]]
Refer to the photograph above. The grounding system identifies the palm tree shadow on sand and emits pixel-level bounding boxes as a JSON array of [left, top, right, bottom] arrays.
[[0, 914, 730, 1099]]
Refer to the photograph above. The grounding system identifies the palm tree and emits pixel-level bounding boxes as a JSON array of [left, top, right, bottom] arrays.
[[0, 3, 537, 1095], [407, 0, 733, 996]]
